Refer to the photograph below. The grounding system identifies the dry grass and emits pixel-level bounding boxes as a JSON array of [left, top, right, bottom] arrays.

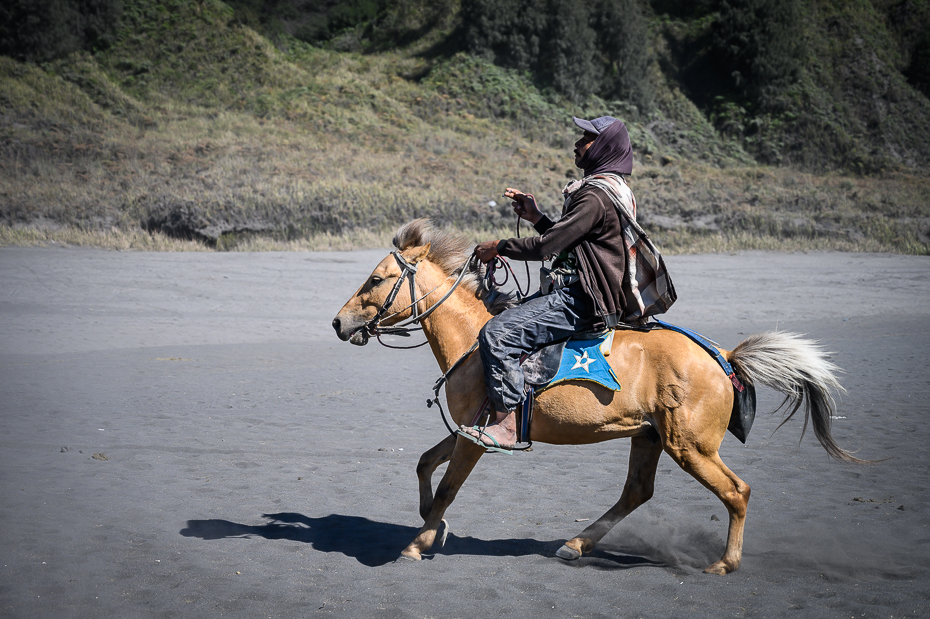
[[1, 50, 578, 242], [0, 226, 211, 251], [0, 223, 524, 252]]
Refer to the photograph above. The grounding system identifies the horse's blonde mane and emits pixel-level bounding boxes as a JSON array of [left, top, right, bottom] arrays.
[[393, 219, 516, 315]]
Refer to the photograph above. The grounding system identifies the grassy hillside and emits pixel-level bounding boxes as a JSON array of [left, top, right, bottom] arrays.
[[1, 0, 928, 253], [655, 0, 930, 172]]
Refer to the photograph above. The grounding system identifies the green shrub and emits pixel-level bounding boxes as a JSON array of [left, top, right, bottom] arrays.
[[541, 1, 599, 101], [597, 0, 653, 112], [712, 0, 805, 111], [460, 0, 654, 107], [461, 0, 549, 74], [0, 0, 123, 62], [906, 26, 930, 97]]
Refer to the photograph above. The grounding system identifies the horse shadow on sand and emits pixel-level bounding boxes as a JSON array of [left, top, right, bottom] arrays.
[[180, 512, 667, 570]]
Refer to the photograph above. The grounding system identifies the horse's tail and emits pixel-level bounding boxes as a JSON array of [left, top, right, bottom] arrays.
[[728, 332, 868, 464]]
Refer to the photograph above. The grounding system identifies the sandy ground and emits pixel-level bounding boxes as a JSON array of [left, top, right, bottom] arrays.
[[1, 246, 929, 618]]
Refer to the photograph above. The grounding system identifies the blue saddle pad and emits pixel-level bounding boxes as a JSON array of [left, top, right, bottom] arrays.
[[536, 334, 621, 392]]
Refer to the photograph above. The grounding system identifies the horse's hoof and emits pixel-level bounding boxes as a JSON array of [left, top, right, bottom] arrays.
[[703, 560, 735, 575], [398, 549, 422, 562], [437, 519, 451, 548], [555, 544, 581, 560]]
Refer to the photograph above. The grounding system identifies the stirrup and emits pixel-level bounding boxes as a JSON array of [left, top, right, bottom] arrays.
[[456, 426, 514, 455]]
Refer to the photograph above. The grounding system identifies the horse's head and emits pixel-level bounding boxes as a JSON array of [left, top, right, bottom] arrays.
[[332, 242, 432, 346]]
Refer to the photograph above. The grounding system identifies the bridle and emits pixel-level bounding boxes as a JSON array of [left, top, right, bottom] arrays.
[[359, 250, 476, 347], [362, 208, 532, 346]]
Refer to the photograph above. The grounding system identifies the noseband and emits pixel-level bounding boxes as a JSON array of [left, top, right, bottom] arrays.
[[362, 251, 475, 343]]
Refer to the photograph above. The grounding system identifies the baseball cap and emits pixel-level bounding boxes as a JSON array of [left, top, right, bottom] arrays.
[[572, 115, 618, 134]]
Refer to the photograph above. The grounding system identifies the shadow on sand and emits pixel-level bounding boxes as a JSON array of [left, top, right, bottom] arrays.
[[180, 512, 665, 569]]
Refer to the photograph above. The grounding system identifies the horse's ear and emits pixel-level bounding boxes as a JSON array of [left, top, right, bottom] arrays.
[[403, 243, 431, 265]]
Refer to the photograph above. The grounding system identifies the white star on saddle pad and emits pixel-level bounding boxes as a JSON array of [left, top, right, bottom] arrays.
[[541, 336, 621, 392], [571, 350, 595, 372]]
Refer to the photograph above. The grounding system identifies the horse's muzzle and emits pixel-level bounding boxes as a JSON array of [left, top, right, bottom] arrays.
[[332, 315, 370, 346], [349, 329, 370, 346]]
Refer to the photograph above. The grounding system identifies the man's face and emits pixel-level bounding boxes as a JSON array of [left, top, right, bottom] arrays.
[[574, 131, 598, 168]]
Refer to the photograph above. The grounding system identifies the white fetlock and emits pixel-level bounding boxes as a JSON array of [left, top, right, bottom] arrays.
[[437, 519, 451, 548], [556, 544, 581, 560]]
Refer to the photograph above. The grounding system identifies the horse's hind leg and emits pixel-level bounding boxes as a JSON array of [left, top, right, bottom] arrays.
[[416, 434, 457, 521], [665, 446, 751, 574], [401, 437, 484, 561], [557, 434, 663, 560]]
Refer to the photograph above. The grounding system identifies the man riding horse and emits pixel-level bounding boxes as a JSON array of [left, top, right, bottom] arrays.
[[333, 125, 861, 568], [460, 115, 673, 453]]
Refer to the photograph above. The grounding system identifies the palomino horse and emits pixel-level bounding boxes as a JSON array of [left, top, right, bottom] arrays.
[[332, 220, 863, 574]]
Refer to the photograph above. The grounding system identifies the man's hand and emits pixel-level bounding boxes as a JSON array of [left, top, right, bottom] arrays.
[[474, 240, 500, 264], [503, 188, 542, 225]]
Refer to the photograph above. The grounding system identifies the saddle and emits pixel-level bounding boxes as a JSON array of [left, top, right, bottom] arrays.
[[514, 330, 620, 447]]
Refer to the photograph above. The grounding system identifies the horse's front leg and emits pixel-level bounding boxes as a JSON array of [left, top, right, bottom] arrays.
[[416, 434, 457, 521], [401, 437, 485, 560]]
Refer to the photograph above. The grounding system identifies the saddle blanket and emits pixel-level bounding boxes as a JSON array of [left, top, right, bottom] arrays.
[[525, 332, 621, 392]]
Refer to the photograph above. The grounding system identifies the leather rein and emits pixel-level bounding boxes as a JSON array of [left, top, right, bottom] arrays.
[[362, 246, 531, 438]]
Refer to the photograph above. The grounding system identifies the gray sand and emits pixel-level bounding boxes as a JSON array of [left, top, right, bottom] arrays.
[[1, 247, 929, 618]]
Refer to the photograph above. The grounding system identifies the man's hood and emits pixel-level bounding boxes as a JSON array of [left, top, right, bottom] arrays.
[[578, 121, 633, 177]]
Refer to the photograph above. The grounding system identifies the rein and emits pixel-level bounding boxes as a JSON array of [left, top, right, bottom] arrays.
[[485, 214, 532, 300], [485, 256, 529, 299], [427, 342, 534, 451], [369, 218, 535, 442], [427, 340, 481, 435]]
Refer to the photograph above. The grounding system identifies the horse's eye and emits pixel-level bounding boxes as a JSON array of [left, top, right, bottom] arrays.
[[370, 276, 383, 286]]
